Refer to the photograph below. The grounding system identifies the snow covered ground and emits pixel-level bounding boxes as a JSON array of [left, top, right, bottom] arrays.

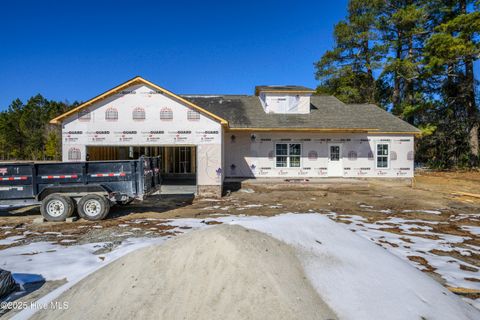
[[327, 212, 480, 292], [1, 213, 479, 319]]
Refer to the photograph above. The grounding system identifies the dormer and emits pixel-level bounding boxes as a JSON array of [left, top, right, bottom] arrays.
[[255, 85, 314, 114]]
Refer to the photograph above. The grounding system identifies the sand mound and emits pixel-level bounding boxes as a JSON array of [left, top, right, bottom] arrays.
[[32, 225, 337, 320]]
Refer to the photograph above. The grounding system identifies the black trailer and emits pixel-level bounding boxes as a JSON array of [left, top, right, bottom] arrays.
[[0, 157, 161, 221]]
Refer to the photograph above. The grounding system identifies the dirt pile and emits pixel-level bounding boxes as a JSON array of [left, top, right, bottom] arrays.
[[32, 225, 337, 320]]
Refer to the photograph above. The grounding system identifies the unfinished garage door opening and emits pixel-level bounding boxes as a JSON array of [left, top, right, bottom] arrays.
[[86, 146, 197, 194]]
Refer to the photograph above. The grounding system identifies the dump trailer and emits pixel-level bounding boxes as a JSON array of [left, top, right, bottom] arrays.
[[0, 157, 161, 221]]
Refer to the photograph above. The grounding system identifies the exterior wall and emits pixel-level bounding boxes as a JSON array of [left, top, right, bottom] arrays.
[[259, 93, 310, 114], [61, 84, 223, 190], [224, 132, 414, 178]]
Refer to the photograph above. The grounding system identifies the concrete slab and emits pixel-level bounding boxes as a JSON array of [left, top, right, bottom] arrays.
[[161, 184, 197, 195]]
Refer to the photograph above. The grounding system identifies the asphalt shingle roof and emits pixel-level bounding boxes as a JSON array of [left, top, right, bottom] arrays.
[[182, 95, 420, 133]]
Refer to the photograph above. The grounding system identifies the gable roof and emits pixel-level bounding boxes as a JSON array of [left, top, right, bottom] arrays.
[[51, 77, 420, 134], [182, 95, 421, 134], [50, 76, 228, 125]]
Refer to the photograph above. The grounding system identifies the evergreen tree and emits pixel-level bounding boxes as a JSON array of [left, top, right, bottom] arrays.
[[316, 0, 480, 168], [315, 0, 386, 104], [424, 0, 480, 165], [0, 96, 72, 161], [378, 0, 429, 123]]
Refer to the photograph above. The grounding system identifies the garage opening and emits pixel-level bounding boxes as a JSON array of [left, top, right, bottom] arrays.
[[86, 146, 197, 194]]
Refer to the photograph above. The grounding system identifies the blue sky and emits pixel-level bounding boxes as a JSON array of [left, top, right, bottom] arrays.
[[0, 0, 348, 108], [0, 0, 477, 109]]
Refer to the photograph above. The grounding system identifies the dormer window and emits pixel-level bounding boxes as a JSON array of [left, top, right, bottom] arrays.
[[255, 85, 313, 115]]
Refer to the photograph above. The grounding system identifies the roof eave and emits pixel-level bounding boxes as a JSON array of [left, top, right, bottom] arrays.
[[227, 128, 379, 132], [227, 128, 421, 135]]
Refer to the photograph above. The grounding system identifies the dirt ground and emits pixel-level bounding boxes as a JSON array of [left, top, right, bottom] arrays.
[[1, 171, 480, 302]]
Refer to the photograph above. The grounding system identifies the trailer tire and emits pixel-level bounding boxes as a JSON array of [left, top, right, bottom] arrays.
[[40, 194, 75, 222], [78, 195, 110, 221]]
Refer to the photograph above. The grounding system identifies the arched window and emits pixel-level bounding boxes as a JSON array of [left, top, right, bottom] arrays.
[[368, 151, 374, 161], [160, 107, 173, 121], [308, 150, 318, 161], [68, 148, 81, 161], [132, 107, 145, 121], [78, 110, 91, 121], [407, 151, 414, 161], [348, 151, 358, 161], [187, 110, 200, 121], [268, 150, 275, 160], [105, 107, 118, 121], [390, 151, 398, 161]]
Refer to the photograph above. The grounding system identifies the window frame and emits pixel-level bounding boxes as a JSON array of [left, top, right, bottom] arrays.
[[68, 147, 81, 161], [105, 107, 118, 121], [275, 143, 302, 168], [187, 110, 200, 121], [329, 144, 341, 161], [132, 107, 146, 121], [160, 107, 173, 121], [375, 143, 390, 169], [78, 110, 91, 121]]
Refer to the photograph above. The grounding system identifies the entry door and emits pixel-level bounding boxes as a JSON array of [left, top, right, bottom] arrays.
[[327, 144, 343, 177]]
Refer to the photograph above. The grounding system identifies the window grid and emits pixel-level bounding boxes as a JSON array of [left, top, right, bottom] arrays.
[[348, 150, 357, 161], [376, 144, 389, 168], [330, 146, 340, 161], [160, 107, 173, 121], [68, 148, 81, 161], [187, 110, 200, 121], [105, 108, 118, 121], [308, 150, 318, 161], [275, 143, 301, 168], [78, 110, 91, 121], [407, 150, 414, 161], [132, 107, 146, 121]]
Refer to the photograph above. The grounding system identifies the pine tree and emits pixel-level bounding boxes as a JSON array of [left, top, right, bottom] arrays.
[[0, 96, 73, 160], [378, 0, 429, 123], [424, 0, 480, 165], [315, 0, 386, 104]]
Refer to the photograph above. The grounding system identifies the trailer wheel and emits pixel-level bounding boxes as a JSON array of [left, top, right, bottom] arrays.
[[78, 195, 110, 221], [40, 194, 75, 222]]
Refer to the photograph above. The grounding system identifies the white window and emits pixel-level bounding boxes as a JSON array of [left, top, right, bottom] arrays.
[[187, 110, 200, 121], [105, 107, 118, 121], [275, 143, 301, 168], [160, 107, 173, 121], [376, 144, 389, 168], [78, 110, 91, 121], [132, 107, 145, 121], [68, 147, 81, 161]]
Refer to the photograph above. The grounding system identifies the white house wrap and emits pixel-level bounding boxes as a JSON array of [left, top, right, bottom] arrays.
[[51, 77, 420, 197]]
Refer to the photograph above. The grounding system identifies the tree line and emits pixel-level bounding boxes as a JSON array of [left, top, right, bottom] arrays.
[[0, 95, 76, 161], [316, 0, 480, 168]]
